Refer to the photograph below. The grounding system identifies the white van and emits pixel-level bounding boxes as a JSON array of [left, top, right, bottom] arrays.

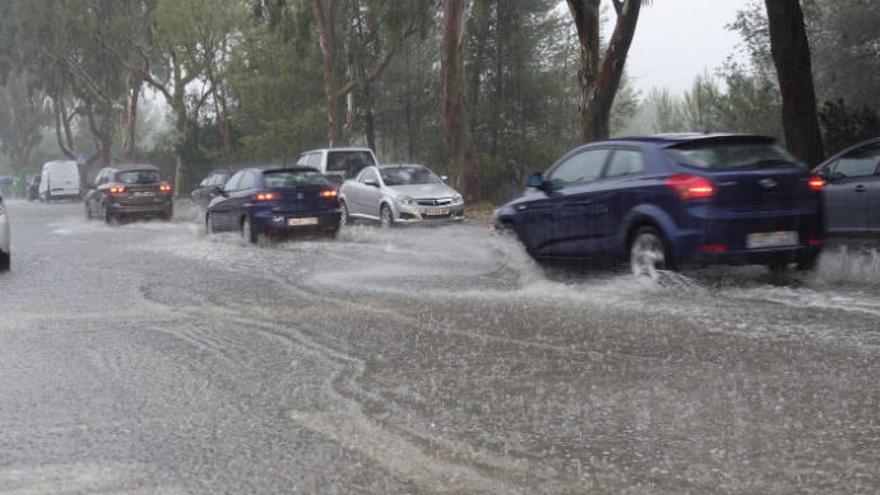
[[39, 160, 81, 201]]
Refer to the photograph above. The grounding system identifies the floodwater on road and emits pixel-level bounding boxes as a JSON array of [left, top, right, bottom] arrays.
[[1, 199, 879, 494]]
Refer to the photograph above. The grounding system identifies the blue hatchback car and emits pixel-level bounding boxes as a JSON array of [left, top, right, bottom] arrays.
[[206, 167, 341, 242], [494, 134, 826, 277]]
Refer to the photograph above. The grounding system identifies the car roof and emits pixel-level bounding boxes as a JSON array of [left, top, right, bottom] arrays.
[[377, 163, 426, 169], [300, 147, 375, 155], [607, 133, 777, 148], [112, 163, 160, 172], [259, 166, 322, 174]]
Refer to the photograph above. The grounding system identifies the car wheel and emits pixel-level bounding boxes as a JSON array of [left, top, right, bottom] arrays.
[[101, 203, 112, 225], [84, 202, 92, 220], [241, 216, 257, 244], [380, 204, 394, 229], [630, 227, 668, 279], [339, 200, 349, 227], [205, 213, 215, 235], [0, 250, 9, 272]]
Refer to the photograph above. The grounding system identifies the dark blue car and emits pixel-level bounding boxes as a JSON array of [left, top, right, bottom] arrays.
[[494, 134, 825, 277], [206, 167, 341, 243]]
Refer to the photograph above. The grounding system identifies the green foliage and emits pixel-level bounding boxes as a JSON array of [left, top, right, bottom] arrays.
[[819, 100, 880, 155]]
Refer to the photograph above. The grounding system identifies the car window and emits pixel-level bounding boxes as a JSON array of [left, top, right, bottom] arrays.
[[380, 167, 441, 186], [117, 170, 160, 185], [329, 151, 374, 179], [359, 168, 378, 184], [263, 170, 328, 187], [225, 171, 244, 191], [547, 149, 610, 188], [831, 144, 880, 178], [605, 150, 645, 178], [238, 171, 257, 190], [667, 141, 798, 169]]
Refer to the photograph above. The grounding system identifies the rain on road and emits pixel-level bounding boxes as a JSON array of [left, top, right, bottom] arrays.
[[1, 199, 879, 494]]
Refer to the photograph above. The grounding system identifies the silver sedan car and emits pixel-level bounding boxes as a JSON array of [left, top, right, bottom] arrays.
[[339, 164, 465, 227]]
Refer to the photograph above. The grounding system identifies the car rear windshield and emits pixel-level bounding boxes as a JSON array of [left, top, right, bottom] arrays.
[[327, 151, 375, 178], [380, 167, 441, 186], [666, 141, 799, 170], [118, 170, 160, 184], [263, 170, 328, 188]]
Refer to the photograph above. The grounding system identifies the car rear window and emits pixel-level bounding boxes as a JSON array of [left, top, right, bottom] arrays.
[[327, 151, 375, 178], [667, 141, 799, 170], [117, 170, 160, 184], [263, 170, 328, 188]]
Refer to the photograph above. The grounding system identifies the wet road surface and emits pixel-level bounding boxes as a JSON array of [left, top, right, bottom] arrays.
[[1, 199, 879, 494]]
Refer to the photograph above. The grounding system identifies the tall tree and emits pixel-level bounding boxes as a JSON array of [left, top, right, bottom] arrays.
[[566, 0, 643, 142], [0, 73, 50, 174], [763, 0, 824, 165], [442, 0, 480, 202]]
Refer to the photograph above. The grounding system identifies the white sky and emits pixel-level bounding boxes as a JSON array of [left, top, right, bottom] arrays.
[[625, 0, 751, 95]]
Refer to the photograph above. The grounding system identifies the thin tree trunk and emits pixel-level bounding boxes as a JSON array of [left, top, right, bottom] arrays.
[[314, 0, 338, 146], [443, 0, 481, 202], [764, 0, 824, 165], [567, 0, 641, 142], [123, 72, 143, 160]]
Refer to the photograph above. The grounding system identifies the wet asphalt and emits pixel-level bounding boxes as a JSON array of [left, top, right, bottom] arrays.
[[1, 199, 879, 494]]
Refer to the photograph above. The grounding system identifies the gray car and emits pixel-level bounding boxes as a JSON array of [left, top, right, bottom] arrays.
[[339, 164, 465, 227], [813, 137, 880, 233]]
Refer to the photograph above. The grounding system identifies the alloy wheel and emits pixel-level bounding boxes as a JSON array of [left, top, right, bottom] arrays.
[[630, 229, 667, 279]]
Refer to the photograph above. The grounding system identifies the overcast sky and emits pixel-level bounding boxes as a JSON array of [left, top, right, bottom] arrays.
[[625, 0, 751, 95]]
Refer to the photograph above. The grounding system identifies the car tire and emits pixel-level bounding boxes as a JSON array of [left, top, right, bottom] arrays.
[[629, 227, 668, 279], [242, 216, 257, 244], [101, 203, 113, 225], [380, 204, 394, 229], [339, 200, 349, 227], [0, 250, 9, 272]]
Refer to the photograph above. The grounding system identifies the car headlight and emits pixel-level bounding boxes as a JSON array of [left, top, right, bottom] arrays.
[[453, 194, 464, 204], [399, 196, 414, 206]]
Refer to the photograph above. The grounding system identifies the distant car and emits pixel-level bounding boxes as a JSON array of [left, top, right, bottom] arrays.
[[296, 147, 378, 186], [494, 134, 825, 277], [206, 167, 341, 243], [813, 137, 880, 233], [0, 193, 9, 272], [190, 170, 231, 209], [39, 160, 81, 202], [26, 175, 40, 201], [339, 164, 464, 227], [84, 164, 174, 223]]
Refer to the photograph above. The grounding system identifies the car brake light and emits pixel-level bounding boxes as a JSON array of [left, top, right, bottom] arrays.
[[699, 244, 728, 254], [253, 192, 281, 202], [318, 189, 338, 198], [158, 182, 173, 193], [665, 174, 715, 200], [809, 237, 823, 247], [808, 176, 825, 191], [108, 184, 128, 195]]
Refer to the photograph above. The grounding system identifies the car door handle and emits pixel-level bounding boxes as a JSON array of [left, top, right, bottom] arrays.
[[854, 185, 867, 193]]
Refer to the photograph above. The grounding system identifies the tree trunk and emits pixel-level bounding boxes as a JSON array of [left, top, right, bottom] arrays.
[[314, 0, 338, 146], [122, 72, 143, 161], [764, 0, 824, 165], [442, 0, 481, 202], [567, 0, 642, 142]]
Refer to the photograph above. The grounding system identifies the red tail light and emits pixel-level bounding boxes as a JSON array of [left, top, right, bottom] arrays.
[[158, 182, 173, 194], [108, 184, 128, 195], [807, 176, 825, 191], [318, 189, 338, 199], [699, 244, 728, 254], [809, 237, 823, 247], [253, 192, 281, 202], [665, 174, 715, 200]]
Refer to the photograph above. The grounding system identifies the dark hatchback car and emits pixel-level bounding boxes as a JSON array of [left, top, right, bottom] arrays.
[[85, 164, 174, 223], [494, 134, 825, 277], [813, 137, 880, 234], [190, 170, 231, 209], [206, 167, 341, 243]]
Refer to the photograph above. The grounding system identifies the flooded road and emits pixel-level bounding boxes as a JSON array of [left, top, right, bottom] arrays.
[[2, 199, 879, 494]]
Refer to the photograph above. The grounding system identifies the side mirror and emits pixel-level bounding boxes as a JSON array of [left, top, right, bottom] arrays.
[[212, 186, 228, 197], [829, 171, 846, 183], [527, 172, 545, 190]]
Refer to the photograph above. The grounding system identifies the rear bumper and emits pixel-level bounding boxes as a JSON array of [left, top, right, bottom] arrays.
[[108, 201, 173, 217], [252, 209, 341, 235], [670, 207, 824, 266]]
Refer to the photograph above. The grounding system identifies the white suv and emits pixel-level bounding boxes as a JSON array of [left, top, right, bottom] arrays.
[[296, 147, 379, 185], [0, 194, 10, 271]]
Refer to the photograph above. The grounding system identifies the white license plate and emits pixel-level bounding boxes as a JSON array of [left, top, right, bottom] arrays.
[[746, 231, 798, 249], [289, 217, 318, 226], [134, 191, 155, 197], [425, 207, 449, 216]]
